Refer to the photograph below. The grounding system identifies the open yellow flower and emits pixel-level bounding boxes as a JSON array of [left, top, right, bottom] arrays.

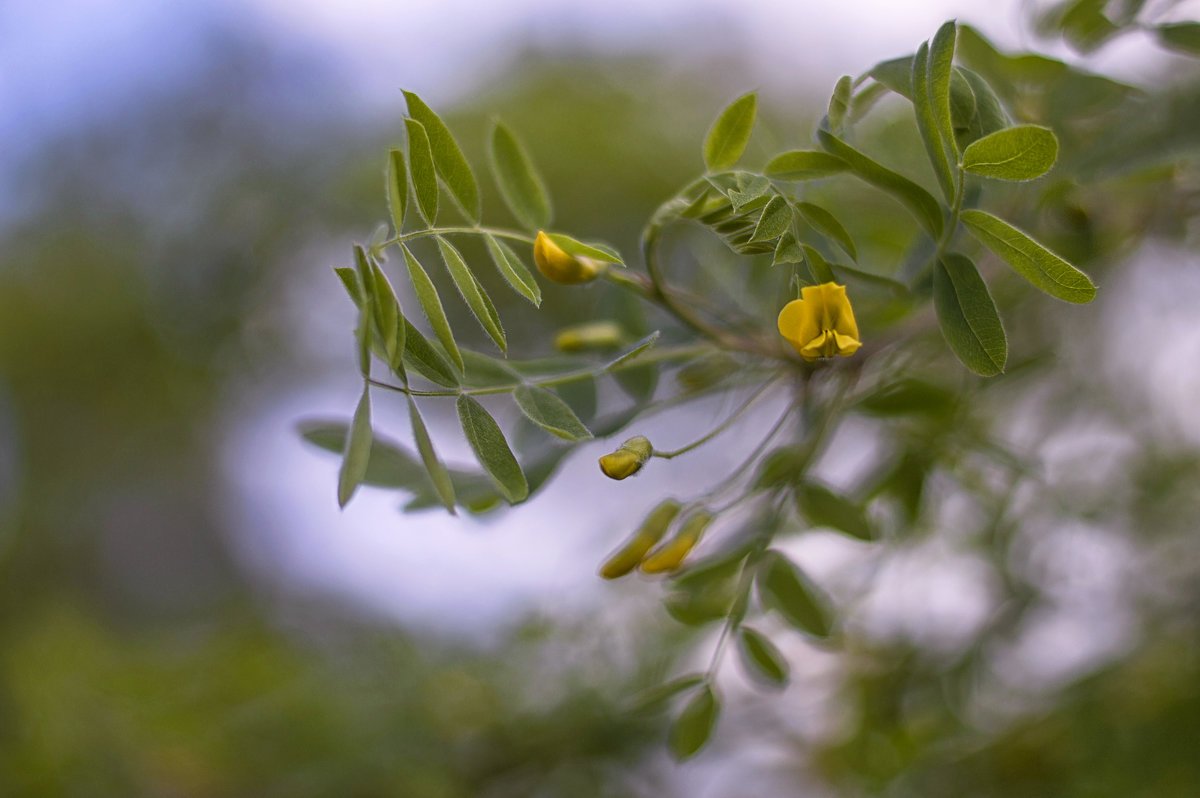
[[777, 282, 862, 361]]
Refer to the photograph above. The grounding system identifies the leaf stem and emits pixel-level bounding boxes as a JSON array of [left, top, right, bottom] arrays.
[[381, 226, 536, 249], [652, 377, 782, 460]]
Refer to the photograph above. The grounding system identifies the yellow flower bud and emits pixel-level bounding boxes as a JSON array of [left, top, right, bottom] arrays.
[[534, 231, 604, 284], [598, 436, 653, 480], [598, 499, 682, 579], [640, 510, 713, 574], [554, 321, 625, 353], [777, 282, 862, 361]]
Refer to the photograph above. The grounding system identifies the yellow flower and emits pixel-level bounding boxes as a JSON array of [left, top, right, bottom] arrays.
[[534, 231, 603, 284], [598, 499, 681, 579], [639, 510, 712, 574], [554, 321, 624, 352], [777, 282, 862, 361], [598, 436, 653, 480]]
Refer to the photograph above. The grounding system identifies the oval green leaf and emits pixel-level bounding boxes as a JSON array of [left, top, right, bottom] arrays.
[[513, 384, 592, 441], [386, 148, 407, 234], [436, 237, 506, 354], [802, 245, 836, 285], [401, 244, 462, 372], [405, 118, 438, 224], [797, 481, 874, 541], [488, 119, 551, 231], [934, 252, 1007, 376], [704, 92, 756, 171], [828, 75, 851, 132], [763, 150, 849, 181], [757, 551, 832, 638], [817, 129, 944, 238], [456, 394, 528, 504], [403, 90, 480, 222], [750, 195, 791, 243], [1157, 22, 1200, 56], [961, 125, 1058, 181], [961, 209, 1095, 303], [484, 234, 541, 306], [668, 684, 718, 761], [408, 396, 455, 514], [337, 388, 372, 508], [928, 20, 958, 160], [737, 627, 790, 688], [544, 232, 624, 265], [912, 42, 956, 202], [402, 318, 460, 388], [797, 201, 857, 261]]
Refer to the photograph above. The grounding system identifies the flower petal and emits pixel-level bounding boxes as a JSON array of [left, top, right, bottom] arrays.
[[778, 298, 820, 352]]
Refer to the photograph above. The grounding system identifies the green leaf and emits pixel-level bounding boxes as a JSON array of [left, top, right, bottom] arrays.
[[369, 260, 404, 373], [337, 389, 372, 508], [855, 378, 958, 418], [460, 350, 522, 389], [386, 148, 408, 233], [928, 20, 958, 160], [513, 384, 592, 441], [704, 92, 757, 171], [554, 377, 597, 423], [405, 118, 438, 224], [763, 150, 849, 181], [796, 202, 857, 260], [830, 262, 908, 294], [773, 229, 804, 266], [802, 245, 836, 285], [456, 394, 528, 504], [912, 42, 956, 202], [629, 674, 706, 714], [757, 551, 832, 638], [334, 266, 362, 306], [869, 55, 914, 99], [1157, 22, 1200, 56], [484, 234, 541, 306], [737, 627, 790, 687], [955, 67, 1009, 151], [488, 119, 552, 231], [543, 232, 624, 265], [828, 75, 852, 132], [750, 195, 791, 242], [408, 396, 455, 513], [436, 237, 506, 354], [961, 125, 1058, 181], [668, 685, 718, 761], [934, 252, 1007, 376], [961, 209, 1096, 303], [401, 244, 463, 372], [797, 481, 874, 541], [817, 129, 944, 238], [402, 318, 460, 387], [403, 90, 480, 222], [604, 331, 660, 371]]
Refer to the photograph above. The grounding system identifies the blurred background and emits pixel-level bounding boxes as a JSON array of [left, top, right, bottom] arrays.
[[2, 0, 1200, 795]]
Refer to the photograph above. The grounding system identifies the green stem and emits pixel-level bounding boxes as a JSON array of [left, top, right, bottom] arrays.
[[652, 377, 781, 460], [367, 343, 714, 398], [382, 226, 535, 249]]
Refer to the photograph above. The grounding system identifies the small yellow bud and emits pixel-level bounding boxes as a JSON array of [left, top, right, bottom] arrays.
[[554, 321, 625, 353], [640, 510, 713, 574], [534, 231, 603, 284], [599, 436, 653, 480], [598, 499, 682, 579], [777, 282, 862, 361]]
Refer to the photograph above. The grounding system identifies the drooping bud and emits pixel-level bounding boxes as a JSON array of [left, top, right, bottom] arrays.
[[533, 231, 603, 284], [598, 499, 682, 580], [640, 510, 713, 574], [554, 321, 625, 353], [599, 436, 654, 480]]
